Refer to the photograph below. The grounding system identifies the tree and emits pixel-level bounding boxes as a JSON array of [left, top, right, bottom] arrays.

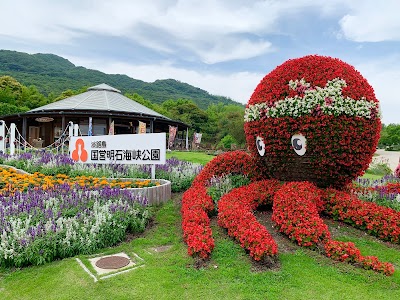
[[205, 103, 245, 147], [20, 85, 49, 109], [0, 76, 23, 103], [125, 92, 167, 115], [0, 103, 29, 116], [53, 89, 76, 101], [379, 124, 400, 146], [161, 99, 208, 132], [217, 134, 238, 149]]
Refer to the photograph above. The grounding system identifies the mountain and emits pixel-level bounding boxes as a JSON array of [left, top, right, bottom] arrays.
[[0, 50, 242, 109]]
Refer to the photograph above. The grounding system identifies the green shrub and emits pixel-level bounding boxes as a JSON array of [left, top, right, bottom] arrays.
[[217, 135, 237, 149]]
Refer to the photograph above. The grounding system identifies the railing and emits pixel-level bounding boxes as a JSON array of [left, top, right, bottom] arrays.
[[0, 120, 79, 155]]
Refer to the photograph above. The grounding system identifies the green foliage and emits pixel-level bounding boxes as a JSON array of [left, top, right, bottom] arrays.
[[0, 102, 30, 116], [217, 134, 237, 149], [0, 75, 23, 101], [125, 92, 159, 111], [366, 157, 393, 176], [20, 85, 49, 108], [379, 123, 400, 146], [0, 76, 47, 114], [205, 103, 245, 147], [0, 50, 240, 109], [162, 98, 208, 132], [207, 174, 251, 206]]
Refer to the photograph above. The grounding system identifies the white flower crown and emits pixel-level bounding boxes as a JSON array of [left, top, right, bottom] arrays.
[[244, 78, 380, 122]]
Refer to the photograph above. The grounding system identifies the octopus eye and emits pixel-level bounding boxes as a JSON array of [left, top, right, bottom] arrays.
[[291, 134, 307, 156], [256, 136, 265, 156]]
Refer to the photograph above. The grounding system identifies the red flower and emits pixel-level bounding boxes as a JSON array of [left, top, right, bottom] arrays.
[[272, 181, 330, 247], [245, 55, 381, 189], [218, 180, 280, 260]]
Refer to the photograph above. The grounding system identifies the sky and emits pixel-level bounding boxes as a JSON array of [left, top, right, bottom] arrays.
[[0, 0, 399, 124]]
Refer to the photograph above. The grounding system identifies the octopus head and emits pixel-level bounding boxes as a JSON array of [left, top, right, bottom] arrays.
[[244, 55, 381, 188]]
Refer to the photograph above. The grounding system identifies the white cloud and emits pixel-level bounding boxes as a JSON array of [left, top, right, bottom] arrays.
[[355, 57, 400, 124], [69, 54, 400, 124], [339, 0, 400, 42], [0, 0, 347, 63], [1, 0, 399, 126], [106, 61, 263, 104], [194, 38, 273, 64]]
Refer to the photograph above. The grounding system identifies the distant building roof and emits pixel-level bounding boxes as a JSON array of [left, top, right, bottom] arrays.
[[29, 83, 168, 119]]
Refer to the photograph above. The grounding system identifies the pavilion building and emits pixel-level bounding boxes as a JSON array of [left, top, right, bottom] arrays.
[[0, 83, 189, 148]]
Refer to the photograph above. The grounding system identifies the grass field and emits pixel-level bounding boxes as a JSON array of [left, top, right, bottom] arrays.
[[1, 194, 399, 300], [360, 173, 384, 180], [1, 151, 399, 299], [167, 150, 214, 165]]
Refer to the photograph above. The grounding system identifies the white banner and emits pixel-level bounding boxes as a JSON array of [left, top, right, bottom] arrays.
[[193, 132, 202, 144], [70, 133, 166, 164], [88, 117, 93, 136], [138, 121, 146, 134], [108, 121, 114, 135]]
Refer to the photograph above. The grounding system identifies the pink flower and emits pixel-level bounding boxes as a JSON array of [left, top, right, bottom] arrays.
[[394, 163, 400, 178], [325, 97, 333, 106]]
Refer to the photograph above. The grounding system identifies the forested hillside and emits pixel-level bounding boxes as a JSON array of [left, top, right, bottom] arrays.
[[0, 50, 240, 109]]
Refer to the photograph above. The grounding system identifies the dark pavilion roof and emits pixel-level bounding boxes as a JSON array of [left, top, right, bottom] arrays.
[[28, 83, 168, 119]]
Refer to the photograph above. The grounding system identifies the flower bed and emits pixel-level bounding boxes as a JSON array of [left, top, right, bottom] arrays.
[[181, 184, 214, 258], [324, 241, 395, 276], [0, 167, 163, 196], [1, 153, 202, 193], [373, 182, 400, 195], [120, 178, 171, 205], [0, 184, 150, 267], [0, 153, 196, 267]]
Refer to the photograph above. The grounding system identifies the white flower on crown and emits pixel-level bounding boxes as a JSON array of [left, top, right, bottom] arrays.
[[244, 78, 380, 122]]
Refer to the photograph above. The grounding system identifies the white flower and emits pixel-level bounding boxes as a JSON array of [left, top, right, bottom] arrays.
[[244, 78, 380, 122]]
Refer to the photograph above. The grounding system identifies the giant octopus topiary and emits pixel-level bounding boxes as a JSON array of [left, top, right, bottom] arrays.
[[182, 55, 398, 276]]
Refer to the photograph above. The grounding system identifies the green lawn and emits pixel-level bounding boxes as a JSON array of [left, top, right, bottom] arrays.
[[1, 152, 398, 299], [1, 194, 399, 300], [361, 173, 384, 180], [167, 150, 214, 165]]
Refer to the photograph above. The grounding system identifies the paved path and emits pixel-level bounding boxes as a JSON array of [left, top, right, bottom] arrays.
[[373, 149, 400, 171]]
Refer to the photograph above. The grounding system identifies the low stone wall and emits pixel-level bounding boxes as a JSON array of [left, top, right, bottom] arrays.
[[0, 164, 30, 175], [117, 178, 172, 205]]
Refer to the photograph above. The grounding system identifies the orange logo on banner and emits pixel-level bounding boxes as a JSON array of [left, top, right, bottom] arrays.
[[71, 138, 88, 162]]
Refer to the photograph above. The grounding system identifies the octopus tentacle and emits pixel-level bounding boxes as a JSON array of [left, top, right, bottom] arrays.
[[192, 150, 261, 186], [181, 152, 395, 275], [218, 180, 280, 260], [182, 184, 215, 259], [271, 182, 395, 275], [182, 151, 258, 259], [323, 188, 400, 244], [272, 181, 331, 247]]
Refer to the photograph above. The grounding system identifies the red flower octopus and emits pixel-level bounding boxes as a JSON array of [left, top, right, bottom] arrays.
[[182, 55, 398, 276]]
